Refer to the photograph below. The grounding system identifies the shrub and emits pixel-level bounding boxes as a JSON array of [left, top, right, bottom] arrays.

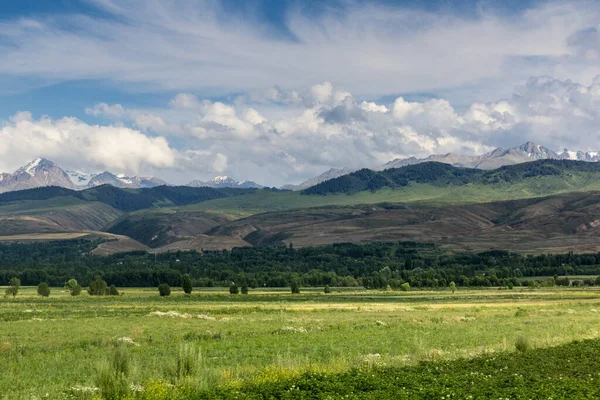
[[324, 285, 331, 294], [174, 343, 202, 380], [181, 274, 193, 295], [5, 277, 20, 297], [241, 284, 249, 295], [37, 282, 51, 297], [291, 281, 300, 294], [88, 278, 107, 296], [514, 308, 528, 318], [158, 283, 171, 297], [65, 278, 82, 296], [95, 346, 131, 400], [400, 282, 410, 292], [229, 284, 239, 295], [386, 284, 393, 292], [515, 335, 531, 353], [449, 281, 456, 293], [107, 284, 119, 296]]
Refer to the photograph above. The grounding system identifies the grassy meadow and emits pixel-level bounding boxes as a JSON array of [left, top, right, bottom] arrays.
[[2, 286, 600, 398]]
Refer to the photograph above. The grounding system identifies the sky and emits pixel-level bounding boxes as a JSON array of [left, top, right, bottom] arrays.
[[1, 0, 600, 186]]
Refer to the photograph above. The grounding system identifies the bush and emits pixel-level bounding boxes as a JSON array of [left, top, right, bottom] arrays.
[[37, 282, 51, 297], [241, 284, 249, 295], [107, 284, 119, 296], [324, 285, 331, 294], [449, 281, 456, 293], [95, 346, 131, 400], [88, 278, 107, 296], [181, 274, 193, 295], [515, 335, 531, 353], [291, 281, 300, 294], [5, 277, 21, 297], [65, 278, 82, 296], [158, 283, 171, 297], [400, 282, 410, 292], [174, 343, 202, 380], [230, 284, 239, 295]]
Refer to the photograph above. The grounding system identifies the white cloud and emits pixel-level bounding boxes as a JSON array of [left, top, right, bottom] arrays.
[[1, 1, 600, 102], [0, 114, 177, 175], [79, 75, 600, 186]]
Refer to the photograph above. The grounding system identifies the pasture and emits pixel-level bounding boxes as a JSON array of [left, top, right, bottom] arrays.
[[2, 286, 600, 399]]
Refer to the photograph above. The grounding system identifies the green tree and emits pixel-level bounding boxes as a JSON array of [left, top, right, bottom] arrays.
[[229, 284, 239, 294], [241, 284, 249, 295], [291, 281, 300, 294], [449, 281, 456, 293], [88, 278, 107, 296], [37, 282, 51, 297], [158, 283, 171, 297], [5, 277, 20, 297], [107, 284, 119, 296], [181, 274, 193, 295], [324, 285, 331, 294], [65, 278, 82, 296], [400, 282, 410, 292]]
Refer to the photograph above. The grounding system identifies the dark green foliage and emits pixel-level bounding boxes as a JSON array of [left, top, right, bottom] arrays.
[[88, 278, 107, 296], [229, 284, 239, 294], [241, 284, 249, 295], [5, 277, 20, 297], [158, 283, 171, 297], [65, 279, 82, 296], [37, 282, 50, 297], [1, 240, 600, 289], [107, 284, 119, 296], [199, 339, 600, 399], [0, 184, 257, 212], [324, 285, 331, 294], [515, 336, 531, 353], [291, 281, 300, 294], [182, 274, 193, 294], [303, 159, 600, 195]]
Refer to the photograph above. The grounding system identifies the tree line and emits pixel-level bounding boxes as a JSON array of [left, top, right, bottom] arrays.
[[1, 240, 600, 289]]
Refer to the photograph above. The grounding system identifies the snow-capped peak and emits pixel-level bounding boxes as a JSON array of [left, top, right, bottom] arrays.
[[210, 176, 232, 183]]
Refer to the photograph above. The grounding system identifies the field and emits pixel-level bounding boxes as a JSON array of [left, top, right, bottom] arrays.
[[3, 286, 600, 398]]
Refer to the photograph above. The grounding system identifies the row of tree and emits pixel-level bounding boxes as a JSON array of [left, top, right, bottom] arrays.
[[2, 241, 600, 289]]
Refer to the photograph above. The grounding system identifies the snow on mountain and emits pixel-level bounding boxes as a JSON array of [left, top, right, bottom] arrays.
[[382, 141, 588, 171], [86, 171, 167, 189], [0, 158, 75, 193], [187, 176, 263, 189], [66, 170, 95, 188]]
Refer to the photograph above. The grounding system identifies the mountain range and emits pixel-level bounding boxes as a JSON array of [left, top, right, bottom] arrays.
[[187, 176, 263, 189], [381, 141, 600, 170], [3, 141, 600, 194], [0, 158, 263, 193]]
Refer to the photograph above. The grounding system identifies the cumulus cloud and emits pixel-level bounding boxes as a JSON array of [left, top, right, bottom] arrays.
[[78, 75, 600, 186], [0, 113, 177, 175]]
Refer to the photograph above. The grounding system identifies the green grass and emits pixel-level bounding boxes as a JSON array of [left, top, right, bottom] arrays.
[[3, 286, 600, 398], [187, 175, 600, 218]]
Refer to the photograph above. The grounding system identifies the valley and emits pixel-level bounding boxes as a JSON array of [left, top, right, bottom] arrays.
[[2, 159, 600, 254]]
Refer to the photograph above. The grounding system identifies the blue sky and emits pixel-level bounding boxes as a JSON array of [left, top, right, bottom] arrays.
[[0, 0, 599, 185]]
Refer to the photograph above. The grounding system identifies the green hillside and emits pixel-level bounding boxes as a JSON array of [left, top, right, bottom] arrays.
[[304, 159, 600, 195], [0, 185, 256, 212], [188, 171, 600, 217]]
